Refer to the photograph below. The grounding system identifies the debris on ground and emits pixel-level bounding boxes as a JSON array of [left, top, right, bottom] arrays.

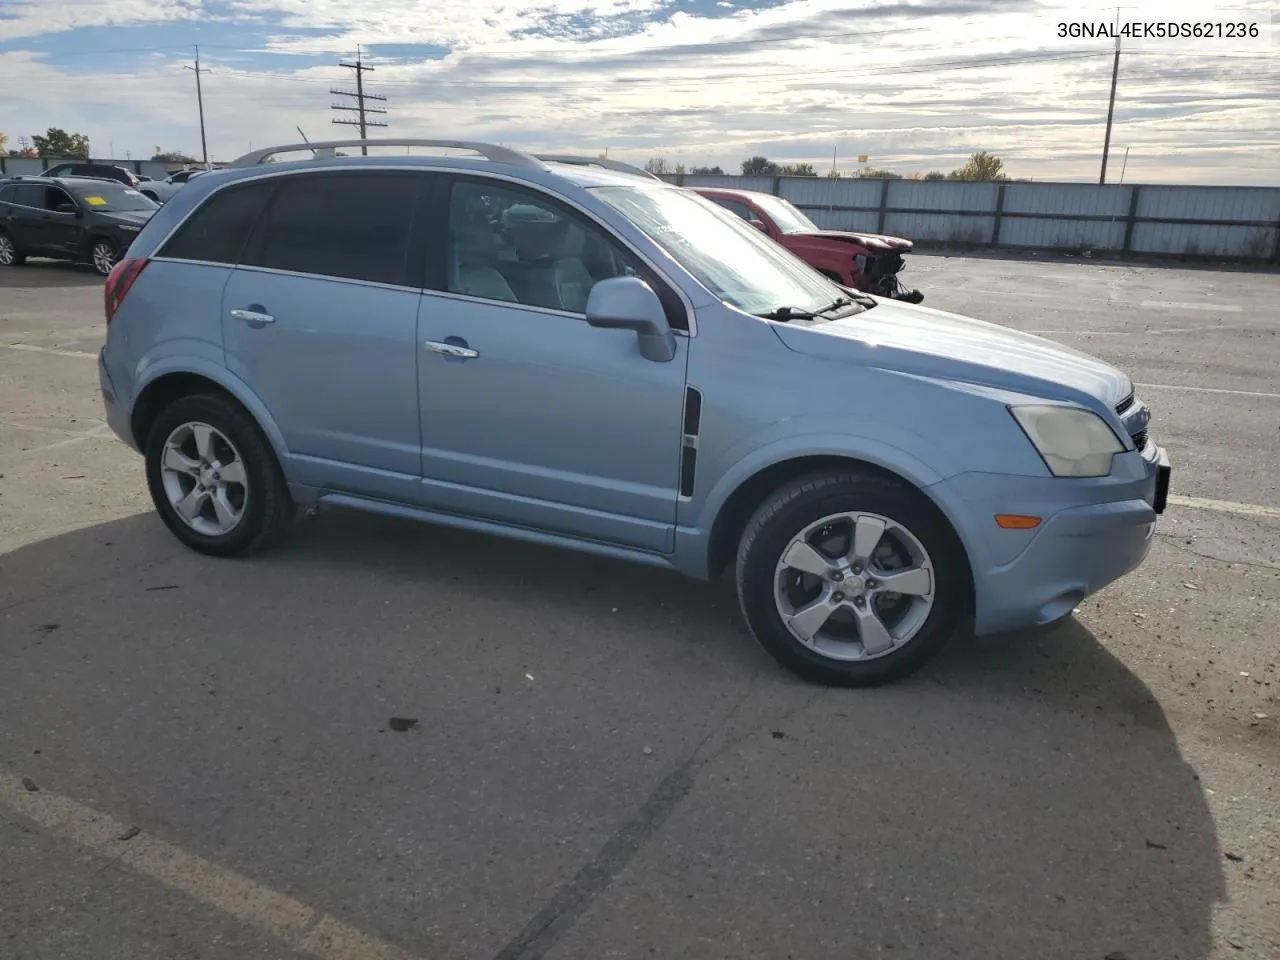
[[21, 778, 39, 792], [388, 717, 418, 732]]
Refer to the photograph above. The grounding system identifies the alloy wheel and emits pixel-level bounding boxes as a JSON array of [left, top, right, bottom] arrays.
[[92, 241, 116, 276], [159, 421, 249, 536], [0, 235, 15, 265], [772, 511, 935, 661]]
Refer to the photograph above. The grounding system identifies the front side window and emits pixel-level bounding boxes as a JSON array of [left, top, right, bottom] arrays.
[[158, 180, 275, 264], [711, 197, 761, 223], [246, 172, 420, 286], [593, 184, 839, 317], [751, 194, 819, 234], [42, 187, 77, 212], [444, 179, 640, 315], [67, 183, 156, 212]]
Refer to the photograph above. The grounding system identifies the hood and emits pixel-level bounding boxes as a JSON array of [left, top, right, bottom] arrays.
[[100, 210, 155, 227], [772, 298, 1132, 409], [787, 230, 913, 252]]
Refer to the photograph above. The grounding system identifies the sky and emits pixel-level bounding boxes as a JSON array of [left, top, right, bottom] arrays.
[[0, 0, 1277, 184]]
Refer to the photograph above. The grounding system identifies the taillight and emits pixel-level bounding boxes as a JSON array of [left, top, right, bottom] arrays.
[[104, 258, 147, 324]]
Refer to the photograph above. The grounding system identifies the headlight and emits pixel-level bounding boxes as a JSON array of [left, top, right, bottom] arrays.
[[1009, 404, 1124, 478]]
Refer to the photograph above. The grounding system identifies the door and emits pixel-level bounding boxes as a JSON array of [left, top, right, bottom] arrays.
[[415, 175, 690, 553], [221, 170, 429, 504], [38, 185, 86, 254]]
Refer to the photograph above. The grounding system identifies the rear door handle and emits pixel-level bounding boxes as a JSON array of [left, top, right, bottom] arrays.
[[424, 340, 478, 359], [230, 307, 275, 325]]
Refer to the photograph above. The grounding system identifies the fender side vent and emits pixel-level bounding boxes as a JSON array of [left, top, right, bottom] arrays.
[[679, 386, 703, 499]]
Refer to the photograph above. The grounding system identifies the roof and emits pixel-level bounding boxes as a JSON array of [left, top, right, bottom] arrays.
[[214, 138, 675, 192], [0, 175, 130, 188]]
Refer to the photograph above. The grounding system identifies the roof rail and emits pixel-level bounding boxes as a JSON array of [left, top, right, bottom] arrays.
[[534, 154, 662, 181], [226, 139, 548, 170]]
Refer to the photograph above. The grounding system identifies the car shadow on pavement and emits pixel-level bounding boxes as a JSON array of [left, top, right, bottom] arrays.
[[0, 259, 104, 287], [0, 509, 1227, 960]]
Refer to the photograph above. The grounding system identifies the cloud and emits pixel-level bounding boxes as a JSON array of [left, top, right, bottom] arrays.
[[0, 0, 1276, 184]]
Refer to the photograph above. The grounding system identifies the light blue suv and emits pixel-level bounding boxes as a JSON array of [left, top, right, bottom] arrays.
[[98, 139, 1171, 686]]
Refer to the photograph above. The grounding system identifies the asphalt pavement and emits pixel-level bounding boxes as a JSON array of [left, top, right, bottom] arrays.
[[1, 252, 1277, 960]]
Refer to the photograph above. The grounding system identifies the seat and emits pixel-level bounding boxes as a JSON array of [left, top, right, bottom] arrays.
[[506, 218, 599, 313], [449, 190, 517, 303]]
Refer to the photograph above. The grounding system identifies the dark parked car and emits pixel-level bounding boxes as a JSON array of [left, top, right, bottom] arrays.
[[0, 176, 159, 275], [42, 162, 142, 189]]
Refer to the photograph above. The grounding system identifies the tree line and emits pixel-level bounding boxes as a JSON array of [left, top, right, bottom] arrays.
[[644, 150, 1018, 182], [1, 127, 194, 163]]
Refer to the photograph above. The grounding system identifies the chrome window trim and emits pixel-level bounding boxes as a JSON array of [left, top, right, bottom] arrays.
[[147, 256, 690, 336], [166, 260, 425, 296], [147, 162, 700, 337]]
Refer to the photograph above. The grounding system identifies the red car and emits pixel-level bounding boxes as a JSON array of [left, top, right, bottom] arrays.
[[693, 187, 924, 303]]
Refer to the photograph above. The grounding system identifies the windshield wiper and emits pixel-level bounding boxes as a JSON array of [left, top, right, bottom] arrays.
[[753, 305, 818, 322], [755, 296, 873, 323]]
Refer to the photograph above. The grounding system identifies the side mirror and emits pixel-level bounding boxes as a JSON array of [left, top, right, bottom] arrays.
[[748, 219, 768, 233], [55, 203, 77, 215], [584, 276, 677, 363]]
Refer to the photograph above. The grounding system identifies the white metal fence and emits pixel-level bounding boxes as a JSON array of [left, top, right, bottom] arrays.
[[662, 173, 1280, 263], [5, 155, 1276, 262]]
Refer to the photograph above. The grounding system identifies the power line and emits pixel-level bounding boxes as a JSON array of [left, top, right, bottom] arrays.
[[330, 44, 387, 154]]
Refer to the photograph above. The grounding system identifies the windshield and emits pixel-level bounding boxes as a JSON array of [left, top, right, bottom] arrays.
[[592, 185, 843, 317], [753, 194, 819, 234], [69, 183, 158, 213]]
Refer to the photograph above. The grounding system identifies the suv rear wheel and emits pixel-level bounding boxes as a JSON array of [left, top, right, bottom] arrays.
[[0, 231, 25, 267], [145, 394, 294, 557], [735, 468, 967, 686]]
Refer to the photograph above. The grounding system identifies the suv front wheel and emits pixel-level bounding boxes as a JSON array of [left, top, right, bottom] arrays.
[[145, 394, 294, 557], [735, 468, 968, 686], [90, 238, 118, 276]]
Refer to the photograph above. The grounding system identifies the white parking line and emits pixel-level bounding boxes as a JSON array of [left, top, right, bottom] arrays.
[[1168, 494, 1280, 521], [1139, 301, 1242, 313], [0, 770, 419, 960], [3, 342, 98, 359], [1137, 382, 1280, 400]]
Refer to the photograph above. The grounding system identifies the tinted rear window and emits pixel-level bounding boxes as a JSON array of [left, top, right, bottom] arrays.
[[244, 172, 420, 286], [158, 181, 274, 264], [13, 184, 44, 207]]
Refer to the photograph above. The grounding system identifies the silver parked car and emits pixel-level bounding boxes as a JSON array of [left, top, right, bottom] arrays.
[[137, 169, 204, 204], [97, 138, 1170, 687]]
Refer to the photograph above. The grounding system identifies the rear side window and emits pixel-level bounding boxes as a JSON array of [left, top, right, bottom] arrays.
[[158, 181, 274, 264], [0, 185, 13, 203], [13, 184, 44, 207], [245, 172, 420, 286]]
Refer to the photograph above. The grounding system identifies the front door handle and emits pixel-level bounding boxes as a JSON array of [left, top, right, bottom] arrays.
[[424, 339, 478, 360], [230, 306, 275, 326]]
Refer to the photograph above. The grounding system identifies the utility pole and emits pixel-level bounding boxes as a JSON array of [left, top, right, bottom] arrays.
[[1099, 8, 1121, 184], [184, 45, 209, 168], [331, 45, 387, 155]]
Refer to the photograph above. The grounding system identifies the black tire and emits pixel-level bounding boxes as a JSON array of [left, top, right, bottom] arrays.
[[0, 230, 25, 267], [145, 393, 294, 557], [735, 468, 969, 687]]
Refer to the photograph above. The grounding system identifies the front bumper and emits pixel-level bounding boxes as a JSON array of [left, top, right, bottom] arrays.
[[934, 443, 1171, 636]]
